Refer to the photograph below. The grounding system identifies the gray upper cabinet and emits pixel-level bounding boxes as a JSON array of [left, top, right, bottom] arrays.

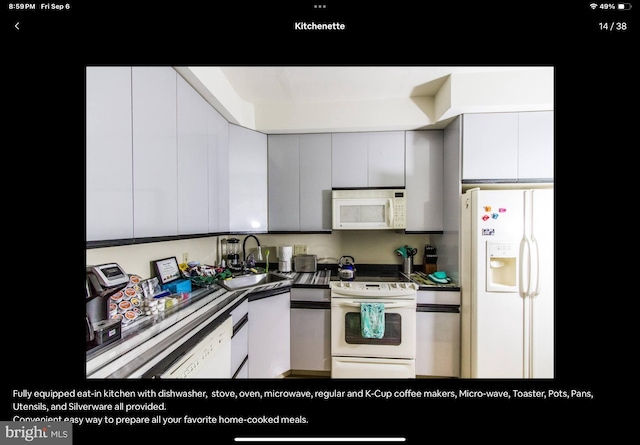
[[177, 75, 209, 235], [405, 131, 444, 232], [228, 124, 268, 232], [268, 135, 300, 231], [268, 134, 332, 232], [517, 111, 554, 180], [299, 134, 332, 231], [132, 67, 179, 238], [331, 131, 405, 188], [208, 101, 230, 234], [367, 131, 406, 187], [462, 111, 553, 182], [331, 133, 367, 187], [86, 66, 234, 244], [86, 67, 133, 242]]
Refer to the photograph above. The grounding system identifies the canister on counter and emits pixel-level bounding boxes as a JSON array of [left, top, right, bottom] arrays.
[[424, 244, 438, 275]]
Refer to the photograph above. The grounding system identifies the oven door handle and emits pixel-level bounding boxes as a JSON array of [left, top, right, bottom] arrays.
[[336, 301, 412, 309]]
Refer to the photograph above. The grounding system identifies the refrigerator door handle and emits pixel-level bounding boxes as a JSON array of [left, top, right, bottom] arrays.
[[519, 236, 532, 298], [520, 190, 537, 299], [530, 190, 541, 298], [530, 237, 540, 298]]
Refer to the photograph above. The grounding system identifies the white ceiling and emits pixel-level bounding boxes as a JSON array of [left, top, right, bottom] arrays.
[[180, 66, 553, 133], [218, 66, 546, 104]]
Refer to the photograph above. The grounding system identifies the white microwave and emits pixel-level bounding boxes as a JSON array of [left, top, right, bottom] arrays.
[[332, 188, 406, 230]]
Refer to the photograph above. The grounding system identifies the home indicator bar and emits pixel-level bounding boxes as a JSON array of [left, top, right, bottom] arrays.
[[235, 439, 406, 443]]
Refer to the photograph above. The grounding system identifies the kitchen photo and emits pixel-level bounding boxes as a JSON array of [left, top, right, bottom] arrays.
[[86, 66, 554, 380]]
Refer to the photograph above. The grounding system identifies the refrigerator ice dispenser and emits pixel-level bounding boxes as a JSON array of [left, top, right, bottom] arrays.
[[486, 241, 518, 292]]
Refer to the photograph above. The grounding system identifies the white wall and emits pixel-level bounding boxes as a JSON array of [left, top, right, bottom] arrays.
[[86, 237, 218, 280], [180, 67, 553, 134], [440, 69, 554, 120], [254, 97, 436, 134], [85, 231, 439, 280], [174, 66, 256, 129]]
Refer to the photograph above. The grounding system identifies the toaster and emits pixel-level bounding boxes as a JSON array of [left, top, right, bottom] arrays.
[[294, 254, 317, 273]]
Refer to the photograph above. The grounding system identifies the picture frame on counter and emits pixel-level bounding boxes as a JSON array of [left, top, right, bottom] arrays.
[[152, 256, 181, 285]]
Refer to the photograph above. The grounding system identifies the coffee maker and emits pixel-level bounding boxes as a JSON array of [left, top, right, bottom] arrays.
[[86, 264, 127, 350], [226, 238, 242, 271]]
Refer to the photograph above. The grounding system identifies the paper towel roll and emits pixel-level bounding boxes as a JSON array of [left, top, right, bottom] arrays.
[[280, 245, 293, 260], [278, 260, 291, 273]]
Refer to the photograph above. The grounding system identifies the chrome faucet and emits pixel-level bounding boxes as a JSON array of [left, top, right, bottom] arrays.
[[242, 235, 263, 263]]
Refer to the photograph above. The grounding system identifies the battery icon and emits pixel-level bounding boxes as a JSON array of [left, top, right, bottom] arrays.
[[618, 3, 632, 10]]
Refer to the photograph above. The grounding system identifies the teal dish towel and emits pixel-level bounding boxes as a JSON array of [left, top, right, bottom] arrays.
[[361, 303, 385, 339]]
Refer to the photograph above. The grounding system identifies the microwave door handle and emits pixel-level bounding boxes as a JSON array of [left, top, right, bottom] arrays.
[[388, 198, 394, 226]]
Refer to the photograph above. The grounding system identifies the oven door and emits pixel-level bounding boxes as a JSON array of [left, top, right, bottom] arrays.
[[331, 298, 416, 359]]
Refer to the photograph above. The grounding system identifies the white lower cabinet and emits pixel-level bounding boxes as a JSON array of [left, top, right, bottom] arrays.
[[230, 299, 249, 378], [235, 360, 248, 379], [290, 288, 331, 372], [248, 290, 290, 378], [416, 291, 461, 378]]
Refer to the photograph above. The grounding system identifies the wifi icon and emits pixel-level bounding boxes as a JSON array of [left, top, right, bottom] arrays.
[[590, 2, 598, 8]]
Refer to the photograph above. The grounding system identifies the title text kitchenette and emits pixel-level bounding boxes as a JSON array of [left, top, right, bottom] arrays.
[[294, 21, 346, 30]]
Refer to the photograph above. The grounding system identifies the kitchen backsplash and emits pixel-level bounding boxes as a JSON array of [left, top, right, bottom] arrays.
[[85, 232, 437, 280]]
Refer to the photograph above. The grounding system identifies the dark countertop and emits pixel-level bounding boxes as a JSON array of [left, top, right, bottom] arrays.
[[86, 285, 246, 377], [87, 265, 459, 376], [290, 264, 459, 290]]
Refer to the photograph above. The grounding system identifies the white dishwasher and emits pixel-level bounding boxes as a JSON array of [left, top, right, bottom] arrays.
[[142, 316, 233, 379]]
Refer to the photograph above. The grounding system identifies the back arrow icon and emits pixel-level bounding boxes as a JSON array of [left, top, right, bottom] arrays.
[[15, 21, 20, 30]]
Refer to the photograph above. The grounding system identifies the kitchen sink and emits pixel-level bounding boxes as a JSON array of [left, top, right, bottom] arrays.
[[219, 272, 291, 291]]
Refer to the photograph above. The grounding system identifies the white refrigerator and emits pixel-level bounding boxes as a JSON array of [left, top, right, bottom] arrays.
[[460, 187, 554, 378]]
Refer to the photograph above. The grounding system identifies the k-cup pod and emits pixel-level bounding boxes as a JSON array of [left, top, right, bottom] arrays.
[[109, 303, 117, 317], [123, 287, 137, 300], [111, 291, 124, 304], [118, 300, 132, 313], [122, 310, 137, 324]]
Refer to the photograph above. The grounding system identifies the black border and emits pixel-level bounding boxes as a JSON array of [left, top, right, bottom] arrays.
[[5, 0, 633, 441]]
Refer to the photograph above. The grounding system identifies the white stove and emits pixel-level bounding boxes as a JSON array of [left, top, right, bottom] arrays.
[[330, 280, 417, 378]]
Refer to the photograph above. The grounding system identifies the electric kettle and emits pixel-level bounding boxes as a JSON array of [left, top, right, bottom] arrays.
[[338, 256, 356, 281]]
